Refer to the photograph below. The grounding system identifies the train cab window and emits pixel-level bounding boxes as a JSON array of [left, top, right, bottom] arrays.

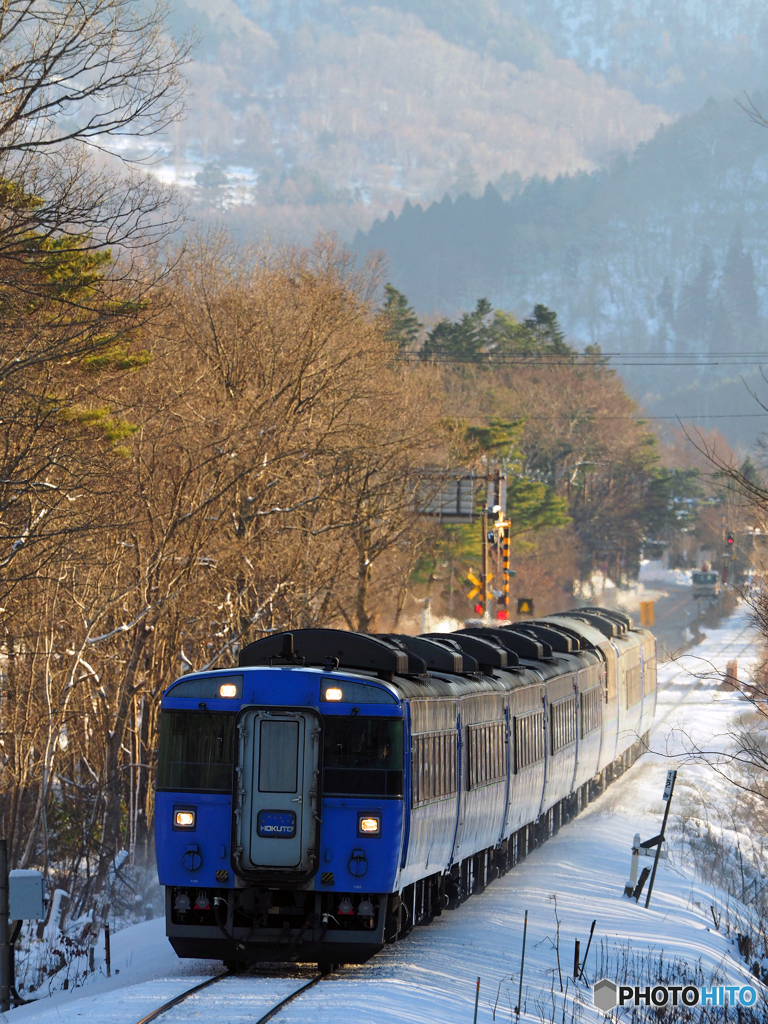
[[323, 717, 404, 797], [156, 710, 235, 793]]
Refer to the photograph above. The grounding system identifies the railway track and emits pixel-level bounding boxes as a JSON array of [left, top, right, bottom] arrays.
[[132, 969, 326, 1024], [653, 620, 756, 732]]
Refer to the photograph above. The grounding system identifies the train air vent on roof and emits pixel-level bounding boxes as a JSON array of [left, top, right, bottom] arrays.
[[423, 633, 508, 673], [238, 629, 409, 677], [459, 626, 542, 662], [568, 612, 618, 638], [427, 636, 481, 672], [515, 624, 573, 654], [382, 635, 464, 673], [501, 625, 554, 659], [542, 620, 591, 650], [578, 607, 633, 632]]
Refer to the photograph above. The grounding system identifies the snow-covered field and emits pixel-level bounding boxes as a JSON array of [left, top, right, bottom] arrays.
[[5, 610, 764, 1024]]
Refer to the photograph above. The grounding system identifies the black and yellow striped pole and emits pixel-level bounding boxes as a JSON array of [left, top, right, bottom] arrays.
[[499, 520, 511, 620]]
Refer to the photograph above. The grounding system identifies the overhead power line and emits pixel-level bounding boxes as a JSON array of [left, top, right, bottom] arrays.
[[522, 413, 768, 421], [398, 351, 768, 367]]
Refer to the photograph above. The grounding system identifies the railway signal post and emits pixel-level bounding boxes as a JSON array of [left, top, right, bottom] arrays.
[[645, 770, 677, 908]]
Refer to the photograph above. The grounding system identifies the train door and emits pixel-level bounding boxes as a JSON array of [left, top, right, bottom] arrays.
[[233, 706, 321, 880]]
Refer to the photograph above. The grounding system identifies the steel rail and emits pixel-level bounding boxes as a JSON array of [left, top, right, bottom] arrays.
[[133, 971, 230, 1024], [652, 625, 756, 734], [131, 972, 324, 1024]]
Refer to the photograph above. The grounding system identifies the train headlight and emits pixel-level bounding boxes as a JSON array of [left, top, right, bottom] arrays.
[[219, 683, 238, 698], [174, 808, 196, 829], [358, 813, 381, 836], [324, 687, 343, 701]]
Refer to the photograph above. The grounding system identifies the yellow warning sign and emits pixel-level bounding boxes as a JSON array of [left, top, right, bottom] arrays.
[[639, 600, 655, 627], [517, 598, 534, 615], [466, 570, 492, 601]]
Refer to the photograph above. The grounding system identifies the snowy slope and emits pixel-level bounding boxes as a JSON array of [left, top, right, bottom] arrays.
[[6, 610, 764, 1024]]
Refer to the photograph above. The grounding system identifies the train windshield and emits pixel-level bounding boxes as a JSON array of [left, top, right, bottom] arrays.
[[323, 716, 404, 798], [692, 572, 718, 584], [156, 710, 235, 793]]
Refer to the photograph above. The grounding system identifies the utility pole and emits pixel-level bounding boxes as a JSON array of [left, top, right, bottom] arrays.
[[481, 505, 489, 620]]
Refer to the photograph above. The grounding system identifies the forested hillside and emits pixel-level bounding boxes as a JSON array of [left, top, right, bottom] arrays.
[[162, 0, 668, 239], [356, 95, 768, 443], [160, 0, 768, 245]]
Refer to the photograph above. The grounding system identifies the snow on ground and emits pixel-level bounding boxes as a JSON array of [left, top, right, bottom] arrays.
[[4, 610, 764, 1024], [638, 559, 692, 589]]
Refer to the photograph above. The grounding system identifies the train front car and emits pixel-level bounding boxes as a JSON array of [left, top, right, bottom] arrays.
[[155, 630, 411, 969]]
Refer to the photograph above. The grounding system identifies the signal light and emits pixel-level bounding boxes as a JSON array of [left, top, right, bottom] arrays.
[[174, 809, 196, 829], [727, 533, 734, 545], [474, 603, 483, 614]]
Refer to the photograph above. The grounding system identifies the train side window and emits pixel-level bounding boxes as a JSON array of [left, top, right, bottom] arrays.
[[643, 652, 657, 694], [467, 721, 506, 788], [580, 686, 602, 738], [322, 716, 403, 798], [550, 697, 576, 753], [412, 729, 458, 807], [514, 711, 545, 772], [605, 661, 617, 703], [626, 664, 642, 707]]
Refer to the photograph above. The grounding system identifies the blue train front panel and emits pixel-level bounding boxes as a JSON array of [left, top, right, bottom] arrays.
[[155, 666, 406, 964]]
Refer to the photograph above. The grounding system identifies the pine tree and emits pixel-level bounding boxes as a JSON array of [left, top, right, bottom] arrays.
[[522, 304, 570, 354], [422, 297, 493, 361], [380, 284, 422, 351]]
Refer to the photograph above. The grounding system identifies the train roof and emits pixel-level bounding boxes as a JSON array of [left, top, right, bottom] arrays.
[[233, 623, 604, 702]]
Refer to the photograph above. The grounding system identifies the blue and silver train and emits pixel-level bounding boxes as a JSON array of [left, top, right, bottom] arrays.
[[155, 609, 656, 970]]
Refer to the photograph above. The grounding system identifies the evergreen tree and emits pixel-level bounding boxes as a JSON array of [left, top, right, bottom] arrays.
[[380, 284, 422, 351], [720, 228, 758, 349], [422, 297, 493, 361], [522, 304, 570, 354], [675, 247, 716, 348]]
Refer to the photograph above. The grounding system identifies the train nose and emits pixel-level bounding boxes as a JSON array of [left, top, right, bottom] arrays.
[[233, 707, 322, 880]]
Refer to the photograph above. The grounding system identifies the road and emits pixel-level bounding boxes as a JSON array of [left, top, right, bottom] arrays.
[[649, 583, 736, 661]]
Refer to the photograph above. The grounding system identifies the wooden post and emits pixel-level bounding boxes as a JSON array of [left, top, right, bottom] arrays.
[[105, 921, 111, 977], [573, 938, 580, 979]]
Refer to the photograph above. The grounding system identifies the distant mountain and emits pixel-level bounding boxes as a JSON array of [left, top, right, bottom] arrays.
[[164, 0, 668, 239], [354, 95, 768, 446], [521, 0, 768, 112]]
